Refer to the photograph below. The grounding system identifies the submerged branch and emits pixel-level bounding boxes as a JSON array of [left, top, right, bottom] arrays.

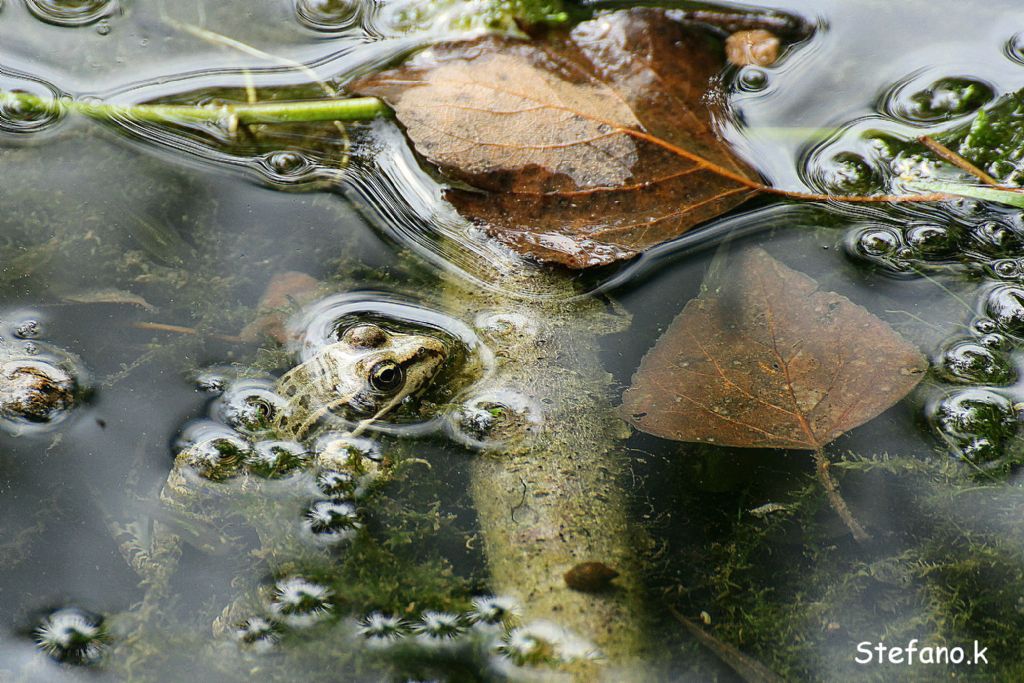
[[813, 447, 871, 543], [668, 606, 785, 683], [1, 90, 388, 125]]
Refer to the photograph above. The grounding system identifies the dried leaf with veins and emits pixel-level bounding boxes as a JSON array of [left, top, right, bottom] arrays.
[[621, 248, 928, 540], [353, 8, 759, 268], [352, 8, 956, 268]]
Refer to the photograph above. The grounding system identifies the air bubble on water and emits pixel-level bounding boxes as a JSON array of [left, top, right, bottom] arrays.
[[0, 339, 86, 434], [413, 610, 465, 646], [267, 576, 335, 628], [816, 152, 881, 195], [468, 595, 521, 628], [968, 220, 1024, 256], [294, 0, 359, 33], [357, 612, 408, 647], [302, 499, 361, 542], [849, 226, 901, 258], [25, 0, 118, 28], [247, 440, 310, 478], [736, 66, 768, 92], [33, 608, 108, 666], [314, 433, 385, 480], [973, 318, 998, 335], [316, 468, 357, 497], [213, 378, 288, 437], [937, 340, 1014, 385], [174, 421, 253, 481], [931, 388, 1019, 467], [446, 389, 543, 450], [256, 150, 323, 186], [989, 259, 1024, 280], [880, 74, 994, 125], [14, 320, 40, 339], [984, 285, 1024, 337], [978, 333, 1008, 350], [904, 223, 958, 260], [1005, 32, 1024, 66], [195, 369, 229, 394], [0, 81, 64, 137], [234, 617, 281, 653]]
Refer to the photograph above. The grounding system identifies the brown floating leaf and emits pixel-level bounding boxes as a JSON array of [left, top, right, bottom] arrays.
[[622, 248, 927, 451], [240, 271, 320, 344], [353, 9, 759, 268]]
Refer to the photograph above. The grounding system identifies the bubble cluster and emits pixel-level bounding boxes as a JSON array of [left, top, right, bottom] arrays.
[[844, 205, 1024, 276], [33, 607, 108, 666], [349, 597, 599, 673], [171, 373, 391, 555], [24, 0, 117, 27], [925, 281, 1024, 467], [224, 574, 348, 655]]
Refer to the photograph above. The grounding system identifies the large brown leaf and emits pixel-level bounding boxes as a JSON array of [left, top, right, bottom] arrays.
[[621, 248, 928, 450], [353, 9, 759, 268]]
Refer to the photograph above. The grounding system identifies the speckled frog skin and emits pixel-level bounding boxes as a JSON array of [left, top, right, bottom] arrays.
[[273, 322, 449, 439]]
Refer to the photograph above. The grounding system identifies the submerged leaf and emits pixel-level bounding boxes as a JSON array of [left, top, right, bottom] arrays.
[[622, 248, 927, 450], [354, 9, 759, 268]]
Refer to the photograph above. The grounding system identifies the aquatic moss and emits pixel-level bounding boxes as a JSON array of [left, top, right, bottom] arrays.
[[389, 0, 570, 36], [656, 451, 1024, 680], [946, 91, 1024, 186]]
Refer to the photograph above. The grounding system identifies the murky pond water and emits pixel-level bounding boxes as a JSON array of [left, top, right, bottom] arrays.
[[3, 0, 1024, 680]]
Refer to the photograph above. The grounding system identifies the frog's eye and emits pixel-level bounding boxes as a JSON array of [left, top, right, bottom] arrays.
[[369, 360, 405, 393], [343, 324, 388, 348]]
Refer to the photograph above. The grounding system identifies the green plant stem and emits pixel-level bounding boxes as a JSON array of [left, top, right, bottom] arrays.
[[908, 180, 1024, 209], [1, 90, 388, 125]]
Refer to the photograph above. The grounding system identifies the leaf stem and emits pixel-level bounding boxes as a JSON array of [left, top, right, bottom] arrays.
[[919, 135, 1001, 187], [1, 90, 388, 125], [813, 446, 871, 543]]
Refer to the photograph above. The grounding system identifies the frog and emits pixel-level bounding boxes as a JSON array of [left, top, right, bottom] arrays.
[[272, 322, 449, 441], [108, 313, 463, 662]]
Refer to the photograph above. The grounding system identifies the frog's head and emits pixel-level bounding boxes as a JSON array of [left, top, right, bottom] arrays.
[[276, 323, 448, 439]]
